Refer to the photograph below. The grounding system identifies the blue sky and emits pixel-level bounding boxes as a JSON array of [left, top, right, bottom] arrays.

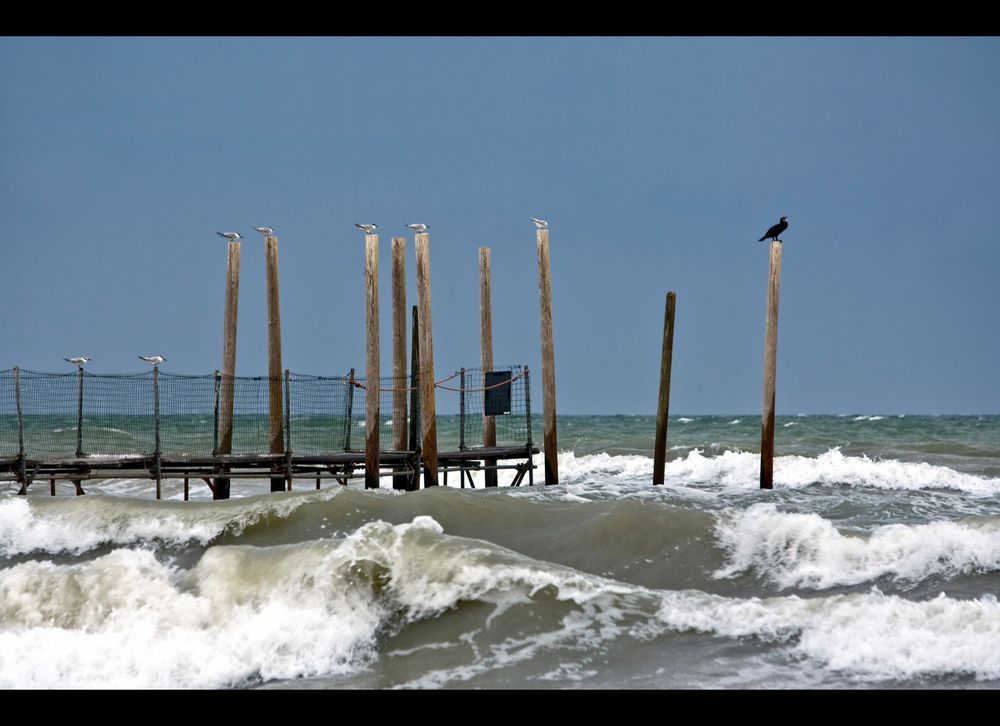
[[2, 37, 998, 414]]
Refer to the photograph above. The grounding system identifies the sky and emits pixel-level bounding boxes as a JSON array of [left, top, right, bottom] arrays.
[[1, 37, 998, 415]]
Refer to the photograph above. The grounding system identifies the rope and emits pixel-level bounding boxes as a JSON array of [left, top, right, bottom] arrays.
[[435, 370, 527, 393], [350, 369, 464, 392]]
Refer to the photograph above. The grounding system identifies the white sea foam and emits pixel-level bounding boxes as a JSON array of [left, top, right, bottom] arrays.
[[714, 503, 1000, 588], [677, 417, 694, 423], [656, 589, 1000, 681], [551, 448, 1000, 494]]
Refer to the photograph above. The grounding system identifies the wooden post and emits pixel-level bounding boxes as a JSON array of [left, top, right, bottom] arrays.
[[284, 369, 292, 491], [183, 476, 189, 501], [653, 291, 677, 486], [265, 234, 285, 493], [536, 227, 558, 485], [414, 232, 438, 487], [408, 305, 420, 491], [479, 247, 498, 487], [391, 237, 408, 490], [760, 240, 782, 490], [216, 241, 240, 501], [364, 233, 380, 489]]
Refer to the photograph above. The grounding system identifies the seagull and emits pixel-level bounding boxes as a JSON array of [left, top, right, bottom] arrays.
[[405, 223, 429, 233], [253, 227, 273, 236], [758, 216, 788, 242], [64, 356, 91, 367], [138, 355, 166, 367], [530, 217, 548, 230], [355, 223, 377, 234], [217, 232, 243, 241]]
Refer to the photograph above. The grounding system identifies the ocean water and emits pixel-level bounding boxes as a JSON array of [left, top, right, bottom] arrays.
[[2, 414, 999, 689]]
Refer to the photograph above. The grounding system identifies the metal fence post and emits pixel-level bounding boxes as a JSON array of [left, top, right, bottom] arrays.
[[284, 369, 292, 490], [459, 367, 466, 451], [524, 366, 534, 486], [76, 367, 85, 458], [14, 367, 27, 490], [345, 368, 355, 451], [212, 370, 221, 455], [153, 366, 161, 499]]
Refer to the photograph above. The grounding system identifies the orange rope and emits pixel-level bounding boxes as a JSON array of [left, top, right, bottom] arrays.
[[435, 370, 526, 393]]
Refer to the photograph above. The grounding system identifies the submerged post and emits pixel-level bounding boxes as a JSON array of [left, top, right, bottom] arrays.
[[153, 366, 161, 500], [75, 367, 84, 458], [265, 234, 285, 493], [216, 240, 240, 501], [536, 226, 558, 485], [479, 247, 498, 487], [408, 305, 421, 491], [364, 232, 380, 489], [760, 240, 782, 490], [653, 291, 677, 486], [391, 237, 409, 488], [414, 232, 438, 486]]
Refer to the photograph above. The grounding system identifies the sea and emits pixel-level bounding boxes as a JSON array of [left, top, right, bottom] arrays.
[[2, 414, 999, 689]]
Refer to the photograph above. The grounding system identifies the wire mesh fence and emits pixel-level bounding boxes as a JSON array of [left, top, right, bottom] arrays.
[[447, 366, 530, 448], [158, 373, 217, 457], [346, 374, 413, 453], [0, 370, 19, 459], [1, 365, 531, 461]]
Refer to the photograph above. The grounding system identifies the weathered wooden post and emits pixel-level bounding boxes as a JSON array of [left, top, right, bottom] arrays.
[[265, 233, 285, 493], [408, 305, 421, 491], [364, 232, 380, 489], [75, 367, 84, 458], [414, 232, 438, 487], [760, 240, 782, 490], [392, 237, 408, 489], [653, 291, 677, 486], [216, 241, 240, 501], [536, 225, 559, 485], [479, 247, 498, 487]]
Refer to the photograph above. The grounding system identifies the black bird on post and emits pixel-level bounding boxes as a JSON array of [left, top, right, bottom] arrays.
[[759, 216, 788, 241]]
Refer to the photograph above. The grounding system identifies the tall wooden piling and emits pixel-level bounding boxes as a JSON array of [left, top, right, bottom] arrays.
[[414, 232, 438, 486], [216, 240, 240, 501], [265, 234, 285, 493], [479, 247, 498, 487], [392, 237, 408, 490], [653, 291, 677, 485], [364, 233, 380, 489], [760, 240, 782, 490], [536, 227, 558, 485], [408, 305, 421, 491]]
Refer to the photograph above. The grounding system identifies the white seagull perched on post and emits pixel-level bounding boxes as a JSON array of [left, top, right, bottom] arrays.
[[530, 217, 548, 230], [405, 223, 429, 233], [253, 227, 273, 236], [217, 232, 242, 241], [64, 356, 91, 367], [138, 355, 166, 367], [355, 223, 377, 234]]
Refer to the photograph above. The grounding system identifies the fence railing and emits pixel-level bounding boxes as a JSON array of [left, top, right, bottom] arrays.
[[0, 366, 530, 461]]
